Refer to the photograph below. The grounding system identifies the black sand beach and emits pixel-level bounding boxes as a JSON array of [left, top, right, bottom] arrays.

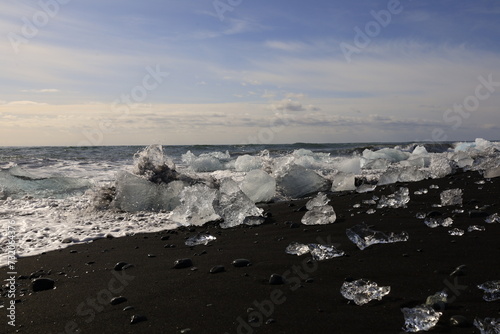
[[2, 170, 500, 333]]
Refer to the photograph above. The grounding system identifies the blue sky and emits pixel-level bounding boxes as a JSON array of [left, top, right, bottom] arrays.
[[1, 0, 499, 145]]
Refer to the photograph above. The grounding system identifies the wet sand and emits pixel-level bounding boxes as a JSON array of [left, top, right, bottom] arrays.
[[1, 170, 500, 333]]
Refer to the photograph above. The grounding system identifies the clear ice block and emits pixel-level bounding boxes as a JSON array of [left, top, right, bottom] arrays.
[[377, 187, 410, 209], [346, 223, 409, 250], [285, 242, 344, 260], [440, 189, 463, 206], [185, 234, 217, 246], [401, 305, 442, 332], [477, 281, 500, 302], [340, 279, 390, 305], [473, 318, 500, 334]]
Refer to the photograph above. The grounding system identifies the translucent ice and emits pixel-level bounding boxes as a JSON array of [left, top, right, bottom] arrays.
[[478, 281, 500, 301], [468, 225, 486, 232], [448, 228, 464, 236], [335, 157, 361, 175], [133, 144, 178, 183], [276, 164, 330, 198], [362, 148, 410, 163], [346, 223, 409, 250], [340, 279, 391, 305], [301, 192, 336, 225], [377, 187, 410, 209], [182, 151, 223, 172], [234, 155, 263, 172], [239, 169, 276, 203], [308, 243, 345, 260], [424, 217, 453, 228], [401, 305, 442, 332], [485, 166, 500, 179], [425, 291, 448, 306], [0, 166, 91, 199], [216, 178, 264, 228], [285, 242, 344, 260], [474, 318, 500, 334], [113, 171, 184, 212], [185, 234, 217, 246], [285, 242, 311, 256], [430, 155, 455, 179], [170, 184, 220, 226], [331, 172, 356, 192], [440, 189, 463, 206], [485, 213, 500, 224], [356, 184, 376, 193]]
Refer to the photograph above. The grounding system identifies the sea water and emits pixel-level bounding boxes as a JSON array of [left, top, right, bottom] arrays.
[[1, 139, 499, 267]]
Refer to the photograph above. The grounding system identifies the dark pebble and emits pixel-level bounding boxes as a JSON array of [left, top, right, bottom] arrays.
[[295, 206, 308, 212], [32, 278, 55, 292], [110, 296, 127, 305], [130, 314, 147, 324], [289, 222, 301, 229], [450, 315, 471, 327], [161, 236, 170, 241], [114, 262, 133, 271], [86, 261, 95, 265], [468, 210, 490, 218], [450, 264, 467, 276], [174, 258, 193, 269], [266, 318, 276, 325], [232, 259, 252, 267], [147, 254, 156, 258], [69, 250, 78, 254], [123, 306, 135, 311], [427, 211, 443, 217], [210, 265, 225, 274], [269, 274, 285, 285]]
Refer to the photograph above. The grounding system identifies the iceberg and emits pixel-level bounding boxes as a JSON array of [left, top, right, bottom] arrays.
[[401, 305, 442, 332], [340, 279, 390, 305], [276, 164, 330, 198], [239, 169, 276, 203], [346, 223, 409, 250], [440, 189, 463, 206]]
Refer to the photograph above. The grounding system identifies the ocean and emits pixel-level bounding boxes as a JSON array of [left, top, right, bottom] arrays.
[[1, 139, 498, 267]]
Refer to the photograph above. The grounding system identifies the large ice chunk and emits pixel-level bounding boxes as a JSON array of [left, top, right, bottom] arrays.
[[440, 188, 463, 206], [276, 164, 330, 198], [170, 184, 220, 226], [182, 151, 224, 172], [234, 155, 263, 172], [430, 155, 455, 179], [346, 222, 409, 250], [331, 172, 356, 192], [401, 305, 442, 332], [216, 178, 264, 228], [301, 192, 336, 225], [377, 187, 410, 209], [335, 157, 361, 174], [239, 169, 276, 203], [362, 148, 411, 163], [113, 171, 184, 212], [133, 144, 178, 183], [485, 166, 500, 179], [340, 279, 391, 305], [473, 318, 500, 334], [378, 167, 428, 185], [477, 281, 500, 301]]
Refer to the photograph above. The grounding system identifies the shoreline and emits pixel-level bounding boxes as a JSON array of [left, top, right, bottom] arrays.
[[1, 170, 500, 333]]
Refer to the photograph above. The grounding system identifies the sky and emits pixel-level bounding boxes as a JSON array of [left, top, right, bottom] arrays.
[[1, 0, 500, 146]]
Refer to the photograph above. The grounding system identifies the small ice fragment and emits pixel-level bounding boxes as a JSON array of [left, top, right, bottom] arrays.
[[353, 203, 361, 208], [440, 189, 463, 206], [475, 180, 486, 185], [362, 199, 377, 205], [448, 228, 464, 236], [305, 192, 330, 210], [377, 187, 410, 209], [401, 305, 442, 332], [473, 317, 500, 334], [414, 189, 428, 195], [285, 242, 344, 260], [308, 243, 345, 261], [185, 234, 216, 246], [424, 217, 453, 228], [416, 212, 426, 219], [425, 291, 448, 306], [485, 213, 500, 224], [468, 225, 486, 232], [346, 223, 409, 250], [429, 184, 439, 189], [477, 281, 500, 302], [285, 242, 310, 256], [366, 209, 376, 214], [340, 279, 390, 305], [452, 209, 464, 214]]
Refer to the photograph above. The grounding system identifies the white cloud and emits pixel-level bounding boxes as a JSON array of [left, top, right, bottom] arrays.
[[21, 89, 60, 93], [265, 40, 307, 52], [6, 100, 48, 106]]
